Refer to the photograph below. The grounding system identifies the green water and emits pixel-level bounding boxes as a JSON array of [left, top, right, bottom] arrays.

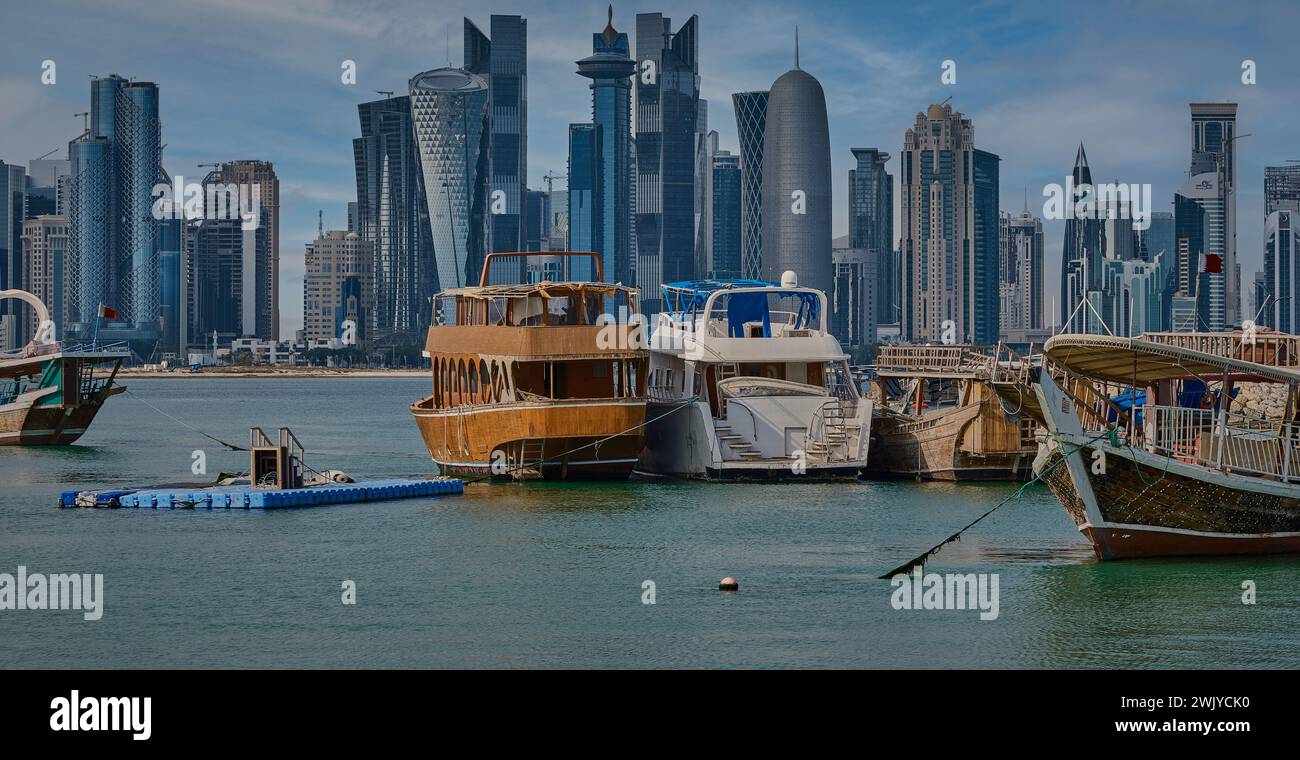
[[0, 378, 1296, 668]]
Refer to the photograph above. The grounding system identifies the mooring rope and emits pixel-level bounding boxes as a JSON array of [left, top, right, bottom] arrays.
[[123, 389, 247, 451], [877, 427, 1119, 579]]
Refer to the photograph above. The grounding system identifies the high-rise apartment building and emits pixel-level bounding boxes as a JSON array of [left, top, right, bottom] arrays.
[[204, 161, 279, 340], [19, 215, 67, 340], [303, 230, 374, 347], [900, 104, 997, 343], [1189, 102, 1238, 324], [1265, 165, 1300, 215]]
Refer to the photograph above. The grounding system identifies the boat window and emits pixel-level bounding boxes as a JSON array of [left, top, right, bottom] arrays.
[[513, 295, 545, 326], [546, 295, 583, 325], [479, 360, 490, 402]]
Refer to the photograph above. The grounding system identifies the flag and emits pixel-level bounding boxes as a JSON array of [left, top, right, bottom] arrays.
[[1204, 254, 1223, 274], [97, 303, 119, 320]]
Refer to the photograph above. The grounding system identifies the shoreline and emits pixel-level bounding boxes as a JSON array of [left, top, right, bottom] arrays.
[[117, 368, 427, 379]]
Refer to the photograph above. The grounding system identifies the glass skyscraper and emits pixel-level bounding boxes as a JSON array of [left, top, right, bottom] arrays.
[[972, 148, 1000, 344], [1263, 211, 1299, 331], [65, 74, 162, 342], [732, 91, 768, 280], [573, 9, 636, 286], [410, 68, 491, 296], [465, 15, 528, 284], [848, 148, 893, 325], [710, 151, 741, 278], [353, 94, 432, 338], [635, 12, 700, 313], [0, 161, 25, 348]]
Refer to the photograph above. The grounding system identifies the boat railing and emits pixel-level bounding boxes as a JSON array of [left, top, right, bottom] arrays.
[[1096, 404, 1300, 482], [1141, 331, 1300, 368], [876, 344, 995, 376]]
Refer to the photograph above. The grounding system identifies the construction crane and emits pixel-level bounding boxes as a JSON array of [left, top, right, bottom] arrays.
[[32, 147, 60, 162], [375, 90, 394, 99], [542, 170, 564, 194], [74, 112, 89, 135]]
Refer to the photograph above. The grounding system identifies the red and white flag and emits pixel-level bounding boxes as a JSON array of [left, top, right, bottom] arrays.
[[97, 303, 120, 320]]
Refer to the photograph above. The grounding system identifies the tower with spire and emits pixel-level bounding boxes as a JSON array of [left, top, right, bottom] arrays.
[[1060, 143, 1105, 331], [570, 5, 636, 286]]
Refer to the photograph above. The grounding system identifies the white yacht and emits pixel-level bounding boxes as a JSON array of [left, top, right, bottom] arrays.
[[635, 272, 871, 480]]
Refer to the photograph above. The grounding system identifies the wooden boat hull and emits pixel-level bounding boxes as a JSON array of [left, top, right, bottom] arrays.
[[1033, 368, 1300, 560], [867, 401, 1034, 481], [1038, 442, 1300, 559], [0, 386, 122, 446], [411, 398, 647, 480]]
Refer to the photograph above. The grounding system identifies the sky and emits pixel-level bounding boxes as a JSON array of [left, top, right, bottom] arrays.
[[2, 0, 1297, 336]]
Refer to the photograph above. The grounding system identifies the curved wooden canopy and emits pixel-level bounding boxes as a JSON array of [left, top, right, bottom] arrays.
[[1043, 333, 1300, 385]]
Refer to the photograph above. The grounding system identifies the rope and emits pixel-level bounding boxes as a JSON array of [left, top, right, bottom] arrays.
[[458, 396, 699, 484], [123, 389, 247, 451], [878, 427, 1117, 579]]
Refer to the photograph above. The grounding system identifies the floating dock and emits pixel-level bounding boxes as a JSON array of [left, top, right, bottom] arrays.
[[60, 478, 464, 510]]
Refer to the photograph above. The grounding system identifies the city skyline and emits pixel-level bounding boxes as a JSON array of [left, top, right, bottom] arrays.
[[2, 0, 1297, 336]]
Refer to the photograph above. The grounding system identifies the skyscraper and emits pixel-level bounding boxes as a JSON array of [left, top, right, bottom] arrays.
[[19, 215, 67, 340], [304, 230, 374, 347], [353, 94, 431, 338], [567, 122, 597, 258], [1175, 164, 1225, 330], [732, 90, 768, 280], [410, 67, 491, 294], [849, 148, 894, 325], [64, 74, 163, 349], [761, 40, 832, 298], [184, 215, 265, 346], [971, 149, 1000, 344], [0, 161, 25, 349], [1139, 210, 1174, 261], [573, 8, 636, 286], [1000, 211, 1044, 332], [205, 161, 279, 340], [710, 150, 741, 278], [465, 15, 528, 281], [831, 247, 876, 348], [1060, 144, 1105, 331], [1189, 102, 1238, 324], [635, 11, 700, 313], [1263, 210, 1299, 331], [1265, 165, 1300, 215], [901, 103, 995, 343]]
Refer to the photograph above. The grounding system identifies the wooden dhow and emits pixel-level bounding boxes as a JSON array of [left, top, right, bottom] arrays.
[[1031, 330, 1300, 559], [0, 289, 127, 446], [410, 253, 648, 480], [867, 345, 1036, 481]]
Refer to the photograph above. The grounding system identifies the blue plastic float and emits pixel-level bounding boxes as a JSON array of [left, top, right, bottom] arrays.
[[58, 478, 464, 510]]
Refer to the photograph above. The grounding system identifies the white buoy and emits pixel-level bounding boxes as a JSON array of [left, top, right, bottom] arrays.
[[719, 576, 739, 591]]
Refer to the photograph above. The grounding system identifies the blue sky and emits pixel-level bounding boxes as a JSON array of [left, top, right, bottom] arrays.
[[2, 0, 1297, 335]]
